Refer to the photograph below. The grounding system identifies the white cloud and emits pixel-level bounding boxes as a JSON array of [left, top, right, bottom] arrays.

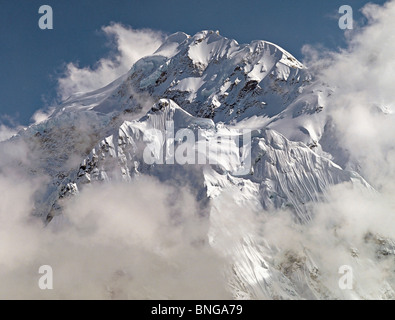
[[0, 172, 231, 299], [57, 24, 165, 100], [30, 107, 55, 125], [0, 124, 17, 142], [258, 182, 395, 299], [0, 132, 229, 299], [302, 0, 395, 190]]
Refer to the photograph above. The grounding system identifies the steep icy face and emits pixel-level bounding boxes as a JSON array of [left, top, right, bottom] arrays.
[[208, 128, 370, 223], [42, 97, 373, 299], [47, 99, 369, 223]]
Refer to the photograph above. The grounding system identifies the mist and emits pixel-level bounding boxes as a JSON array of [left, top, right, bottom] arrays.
[[0, 173, 231, 299]]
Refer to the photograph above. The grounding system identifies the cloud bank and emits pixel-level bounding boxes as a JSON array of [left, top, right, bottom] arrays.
[[57, 24, 165, 100], [0, 124, 17, 142], [0, 173, 230, 299], [303, 0, 395, 190]]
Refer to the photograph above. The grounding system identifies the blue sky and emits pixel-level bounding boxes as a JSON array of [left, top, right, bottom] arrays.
[[0, 0, 388, 126]]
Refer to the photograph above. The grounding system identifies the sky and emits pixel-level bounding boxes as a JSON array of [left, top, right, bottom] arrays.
[[0, 0, 388, 126]]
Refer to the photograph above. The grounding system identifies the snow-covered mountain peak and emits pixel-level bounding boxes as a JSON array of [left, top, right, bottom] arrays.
[[41, 30, 310, 134], [2, 29, 386, 300], [153, 31, 190, 57]]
